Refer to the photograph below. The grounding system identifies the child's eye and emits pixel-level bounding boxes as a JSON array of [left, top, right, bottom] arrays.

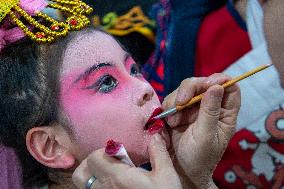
[[98, 75, 118, 93], [130, 64, 142, 77], [86, 75, 118, 93]]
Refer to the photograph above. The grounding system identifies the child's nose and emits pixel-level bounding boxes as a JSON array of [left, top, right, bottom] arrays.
[[136, 82, 154, 106]]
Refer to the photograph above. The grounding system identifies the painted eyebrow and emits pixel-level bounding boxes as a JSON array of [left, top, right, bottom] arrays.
[[74, 53, 130, 83], [124, 53, 131, 64], [74, 62, 113, 83]]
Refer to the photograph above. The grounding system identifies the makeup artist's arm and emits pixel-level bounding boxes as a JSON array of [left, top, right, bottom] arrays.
[[72, 134, 182, 189], [162, 73, 241, 189]]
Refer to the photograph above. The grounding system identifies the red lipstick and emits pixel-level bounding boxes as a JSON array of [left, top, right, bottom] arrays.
[[145, 108, 165, 135], [105, 139, 135, 166], [105, 139, 122, 156]]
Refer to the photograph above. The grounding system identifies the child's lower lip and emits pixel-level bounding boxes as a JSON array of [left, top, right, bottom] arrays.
[[145, 107, 163, 130], [147, 119, 165, 135]]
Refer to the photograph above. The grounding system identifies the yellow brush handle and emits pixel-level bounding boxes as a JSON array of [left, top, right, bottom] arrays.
[[176, 64, 272, 111]]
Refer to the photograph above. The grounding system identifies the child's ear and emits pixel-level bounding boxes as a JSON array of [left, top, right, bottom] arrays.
[[26, 124, 75, 169]]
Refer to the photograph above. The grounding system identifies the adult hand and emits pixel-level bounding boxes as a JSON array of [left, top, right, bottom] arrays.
[[163, 73, 241, 189], [72, 134, 182, 189]]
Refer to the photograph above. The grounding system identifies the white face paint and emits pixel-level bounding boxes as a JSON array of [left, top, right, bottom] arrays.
[[60, 31, 170, 165]]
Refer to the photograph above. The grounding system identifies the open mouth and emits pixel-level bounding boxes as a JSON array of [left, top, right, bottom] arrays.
[[145, 108, 165, 134]]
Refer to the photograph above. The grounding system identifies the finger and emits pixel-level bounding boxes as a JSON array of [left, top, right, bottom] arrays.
[[175, 77, 207, 105], [162, 89, 178, 111], [166, 105, 200, 127], [205, 73, 231, 86], [162, 77, 206, 110], [85, 177, 103, 189], [222, 83, 241, 112], [205, 73, 240, 112], [205, 73, 240, 123], [162, 89, 181, 127], [163, 78, 207, 127], [72, 159, 92, 189], [172, 74, 230, 127], [196, 85, 224, 136], [206, 73, 240, 138], [163, 74, 229, 128], [86, 149, 131, 180], [148, 134, 174, 173], [72, 159, 104, 189], [217, 84, 240, 139]]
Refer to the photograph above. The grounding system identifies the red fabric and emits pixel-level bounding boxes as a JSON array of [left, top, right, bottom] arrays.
[[156, 62, 164, 80], [213, 129, 259, 189], [150, 80, 164, 93], [195, 6, 251, 77], [214, 128, 284, 189]]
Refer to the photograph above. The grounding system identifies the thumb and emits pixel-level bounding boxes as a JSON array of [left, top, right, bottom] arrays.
[[196, 85, 224, 136], [72, 158, 92, 189], [148, 134, 173, 173]]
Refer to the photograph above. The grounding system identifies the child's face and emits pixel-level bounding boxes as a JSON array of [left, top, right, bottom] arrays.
[[59, 31, 170, 165]]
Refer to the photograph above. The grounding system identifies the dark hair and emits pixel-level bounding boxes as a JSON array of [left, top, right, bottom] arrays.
[[0, 27, 97, 188]]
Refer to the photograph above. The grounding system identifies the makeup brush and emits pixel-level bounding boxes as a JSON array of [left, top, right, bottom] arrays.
[[153, 64, 273, 120]]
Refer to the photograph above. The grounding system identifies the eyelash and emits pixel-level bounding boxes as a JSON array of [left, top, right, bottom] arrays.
[[130, 63, 142, 77], [84, 62, 141, 93], [85, 74, 118, 93]]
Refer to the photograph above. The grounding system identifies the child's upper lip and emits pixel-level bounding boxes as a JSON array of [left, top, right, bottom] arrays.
[[144, 107, 163, 129]]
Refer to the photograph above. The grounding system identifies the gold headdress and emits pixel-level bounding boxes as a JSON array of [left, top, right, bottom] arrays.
[[0, 0, 93, 43]]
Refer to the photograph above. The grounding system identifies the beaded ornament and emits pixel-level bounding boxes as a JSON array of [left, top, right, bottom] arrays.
[[0, 0, 93, 43]]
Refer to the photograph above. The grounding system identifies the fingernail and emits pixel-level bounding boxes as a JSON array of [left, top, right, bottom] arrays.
[[206, 77, 219, 85], [176, 92, 186, 105], [167, 115, 176, 126]]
